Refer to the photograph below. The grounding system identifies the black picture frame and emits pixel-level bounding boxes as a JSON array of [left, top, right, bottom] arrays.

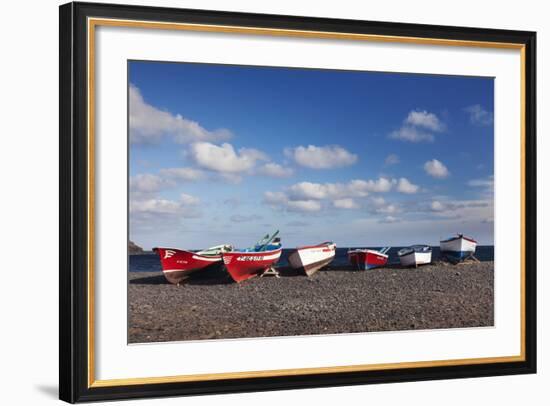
[[59, 1, 537, 403]]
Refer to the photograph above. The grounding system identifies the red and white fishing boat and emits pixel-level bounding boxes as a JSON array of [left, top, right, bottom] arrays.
[[222, 231, 282, 282], [288, 242, 336, 276], [153, 244, 233, 284], [348, 247, 390, 270]]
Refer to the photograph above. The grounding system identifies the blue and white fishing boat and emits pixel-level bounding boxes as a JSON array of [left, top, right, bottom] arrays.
[[440, 234, 477, 262], [397, 245, 432, 267]]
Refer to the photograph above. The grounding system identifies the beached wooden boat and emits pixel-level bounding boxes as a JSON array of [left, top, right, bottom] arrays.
[[398, 245, 432, 267], [288, 242, 336, 276], [222, 231, 282, 282], [440, 234, 477, 262], [153, 245, 232, 284], [348, 247, 390, 270]]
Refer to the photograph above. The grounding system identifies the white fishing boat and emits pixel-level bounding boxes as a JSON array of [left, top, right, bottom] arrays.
[[440, 234, 477, 262], [397, 245, 432, 267], [288, 242, 336, 276]]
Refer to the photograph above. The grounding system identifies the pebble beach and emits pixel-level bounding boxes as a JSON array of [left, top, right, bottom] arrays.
[[128, 260, 494, 343]]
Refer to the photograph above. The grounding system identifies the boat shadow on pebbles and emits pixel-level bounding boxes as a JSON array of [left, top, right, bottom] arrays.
[[131, 267, 234, 286], [275, 266, 303, 277], [320, 265, 361, 273], [184, 271, 234, 286], [129, 274, 167, 285], [130, 259, 474, 286], [276, 264, 359, 276]]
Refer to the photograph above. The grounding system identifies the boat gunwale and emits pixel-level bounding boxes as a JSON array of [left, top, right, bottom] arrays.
[[295, 242, 336, 250], [153, 247, 225, 259], [397, 245, 432, 257], [222, 247, 283, 256], [347, 249, 389, 258], [440, 235, 478, 244]]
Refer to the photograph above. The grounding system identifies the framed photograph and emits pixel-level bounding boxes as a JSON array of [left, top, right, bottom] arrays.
[[59, 1, 536, 403]]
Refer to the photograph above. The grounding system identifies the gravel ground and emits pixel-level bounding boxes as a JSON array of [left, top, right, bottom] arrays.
[[128, 260, 494, 343]]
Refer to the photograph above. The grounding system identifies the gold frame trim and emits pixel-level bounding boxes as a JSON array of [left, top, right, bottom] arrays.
[[87, 17, 527, 388]]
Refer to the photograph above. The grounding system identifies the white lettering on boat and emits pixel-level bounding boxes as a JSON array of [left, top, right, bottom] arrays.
[[237, 256, 265, 261], [164, 249, 176, 259]]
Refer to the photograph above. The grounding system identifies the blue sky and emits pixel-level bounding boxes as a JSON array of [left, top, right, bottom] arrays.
[[129, 61, 494, 250]]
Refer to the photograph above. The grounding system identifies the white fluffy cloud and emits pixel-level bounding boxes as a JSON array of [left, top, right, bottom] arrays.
[[287, 200, 322, 212], [389, 126, 434, 142], [426, 198, 492, 221], [359, 178, 394, 193], [287, 177, 394, 201], [396, 177, 420, 194], [130, 199, 183, 214], [379, 216, 400, 224], [464, 104, 493, 126], [333, 198, 360, 209], [405, 110, 445, 132], [384, 154, 400, 165], [263, 191, 290, 207], [468, 175, 494, 197], [366, 196, 403, 216], [263, 176, 419, 214], [288, 182, 344, 200], [129, 84, 232, 144], [258, 162, 294, 178], [179, 193, 201, 206], [189, 142, 268, 174], [389, 110, 444, 143], [285, 145, 357, 169], [130, 193, 201, 218], [158, 167, 206, 181], [130, 169, 206, 197], [468, 175, 494, 189], [370, 196, 386, 207], [430, 200, 446, 211], [424, 159, 450, 179], [375, 203, 401, 215], [130, 174, 170, 194], [262, 191, 321, 213]]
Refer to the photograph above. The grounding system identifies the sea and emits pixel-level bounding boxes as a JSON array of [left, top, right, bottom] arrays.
[[129, 246, 494, 272]]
